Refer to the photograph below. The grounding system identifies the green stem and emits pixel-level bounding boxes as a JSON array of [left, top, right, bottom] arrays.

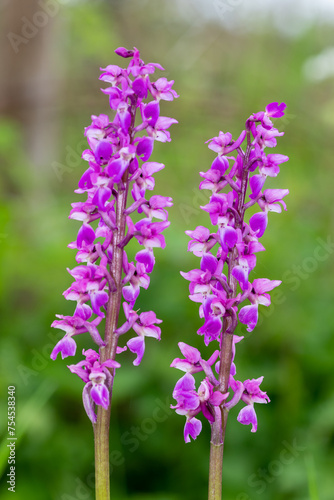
[[94, 405, 111, 500], [208, 406, 231, 500], [208, 443, 223, 500], [208, 407, 224, 500]]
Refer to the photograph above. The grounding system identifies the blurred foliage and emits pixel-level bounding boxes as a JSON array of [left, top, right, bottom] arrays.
[[1, 1, 334, 499]]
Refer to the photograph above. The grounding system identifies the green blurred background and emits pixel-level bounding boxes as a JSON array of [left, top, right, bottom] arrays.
[[1, 1, 334, 499]]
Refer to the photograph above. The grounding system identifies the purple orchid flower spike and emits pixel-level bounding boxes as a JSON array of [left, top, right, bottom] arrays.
[[171, 103, 289, 498], [51, 47, 178, 499], [52, 45, 177, 386]]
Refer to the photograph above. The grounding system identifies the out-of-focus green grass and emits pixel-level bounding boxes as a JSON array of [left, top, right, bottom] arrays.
[[1, 2, 334, 499]]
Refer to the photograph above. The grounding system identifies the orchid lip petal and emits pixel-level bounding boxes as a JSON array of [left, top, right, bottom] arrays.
[[237, 404, 258, 432]]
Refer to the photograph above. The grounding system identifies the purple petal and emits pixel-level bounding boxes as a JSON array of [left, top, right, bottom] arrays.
[[170, 358, 194, 372], [94, 140, 112, 164], [263, 188, 289, 204], [172, 391, 199, 414], [149, 195, 173, 209], [116, 345, 127, 354], [237, 404, 258, 432], [242, 378, 270, 405], [107, 158, 128, 183], [102, 359, 121, 369], [207, 131, 232, 152], [143, 101, 160, 127], [139, 310, 162, 326], [82, 383, 97, 424], [185, 225, 210, 241], [135, 249, 155, 273], [184, 417, 202, 443], [198, 317, 222, 345], [180, 269, 203, 282], [127, 336, 145, 366], [156, 116, 178, 130], [122, 283, 140, 304], [102, 87, 122, 110], [89, 290, 109, 317], [117, 108, 131, 133], [141, 161, 165, 177], [252, 278, 281, 295], [82, 348, 100, 364], [238, 304, 258, 332], [266, 102, 286, 118], [114, 47, 134, 58], [133, 78, 148, 99], [136, 137, 154, 162], [135, 324, 161, 340], [249, 175, 265, 199], [210, 390, 228, 406], [219, 226, 238, 251], [75, 303, 92, 321], [211, 155, 229, 175], [249, 212, 268, 238], [232, 265, 249, 291], [78, 168, 93, 190], [173, 373, 197, 393], [51, 336, 77, 360], [129, 157, 139, 174], [91, 383, 109, 409], [200, 253, 218, 274], [115, 303, 138, 335], [266, 153, 289, 166], [178, 342, 201, 364], [248, 240, 266, 254], [92, 187, 111, 211], [201, 403, 215, 423], [67, 362, 89, 383], [77, 223, 95, 248]]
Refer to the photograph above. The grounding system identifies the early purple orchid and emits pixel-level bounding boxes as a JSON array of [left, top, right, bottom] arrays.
[[171, 103, 289, 498], [51, 47, 178, 500]]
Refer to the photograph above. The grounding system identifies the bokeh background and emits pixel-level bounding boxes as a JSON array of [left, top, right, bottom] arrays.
[[1, 0, 334, 499]]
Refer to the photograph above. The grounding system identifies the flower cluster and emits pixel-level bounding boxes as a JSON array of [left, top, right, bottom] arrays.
[[68, 349, 121, 423], [51, 47, 178, 422], [171, 103, 288, 441]]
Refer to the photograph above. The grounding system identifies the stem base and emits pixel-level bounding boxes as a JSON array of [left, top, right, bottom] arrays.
[[94, 405, 111, 500], [208, 443, 224, 500]]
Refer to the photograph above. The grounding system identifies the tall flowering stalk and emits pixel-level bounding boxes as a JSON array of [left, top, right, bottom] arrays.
[[171, 103, 289, 499], [51, 47, 178, 500]]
